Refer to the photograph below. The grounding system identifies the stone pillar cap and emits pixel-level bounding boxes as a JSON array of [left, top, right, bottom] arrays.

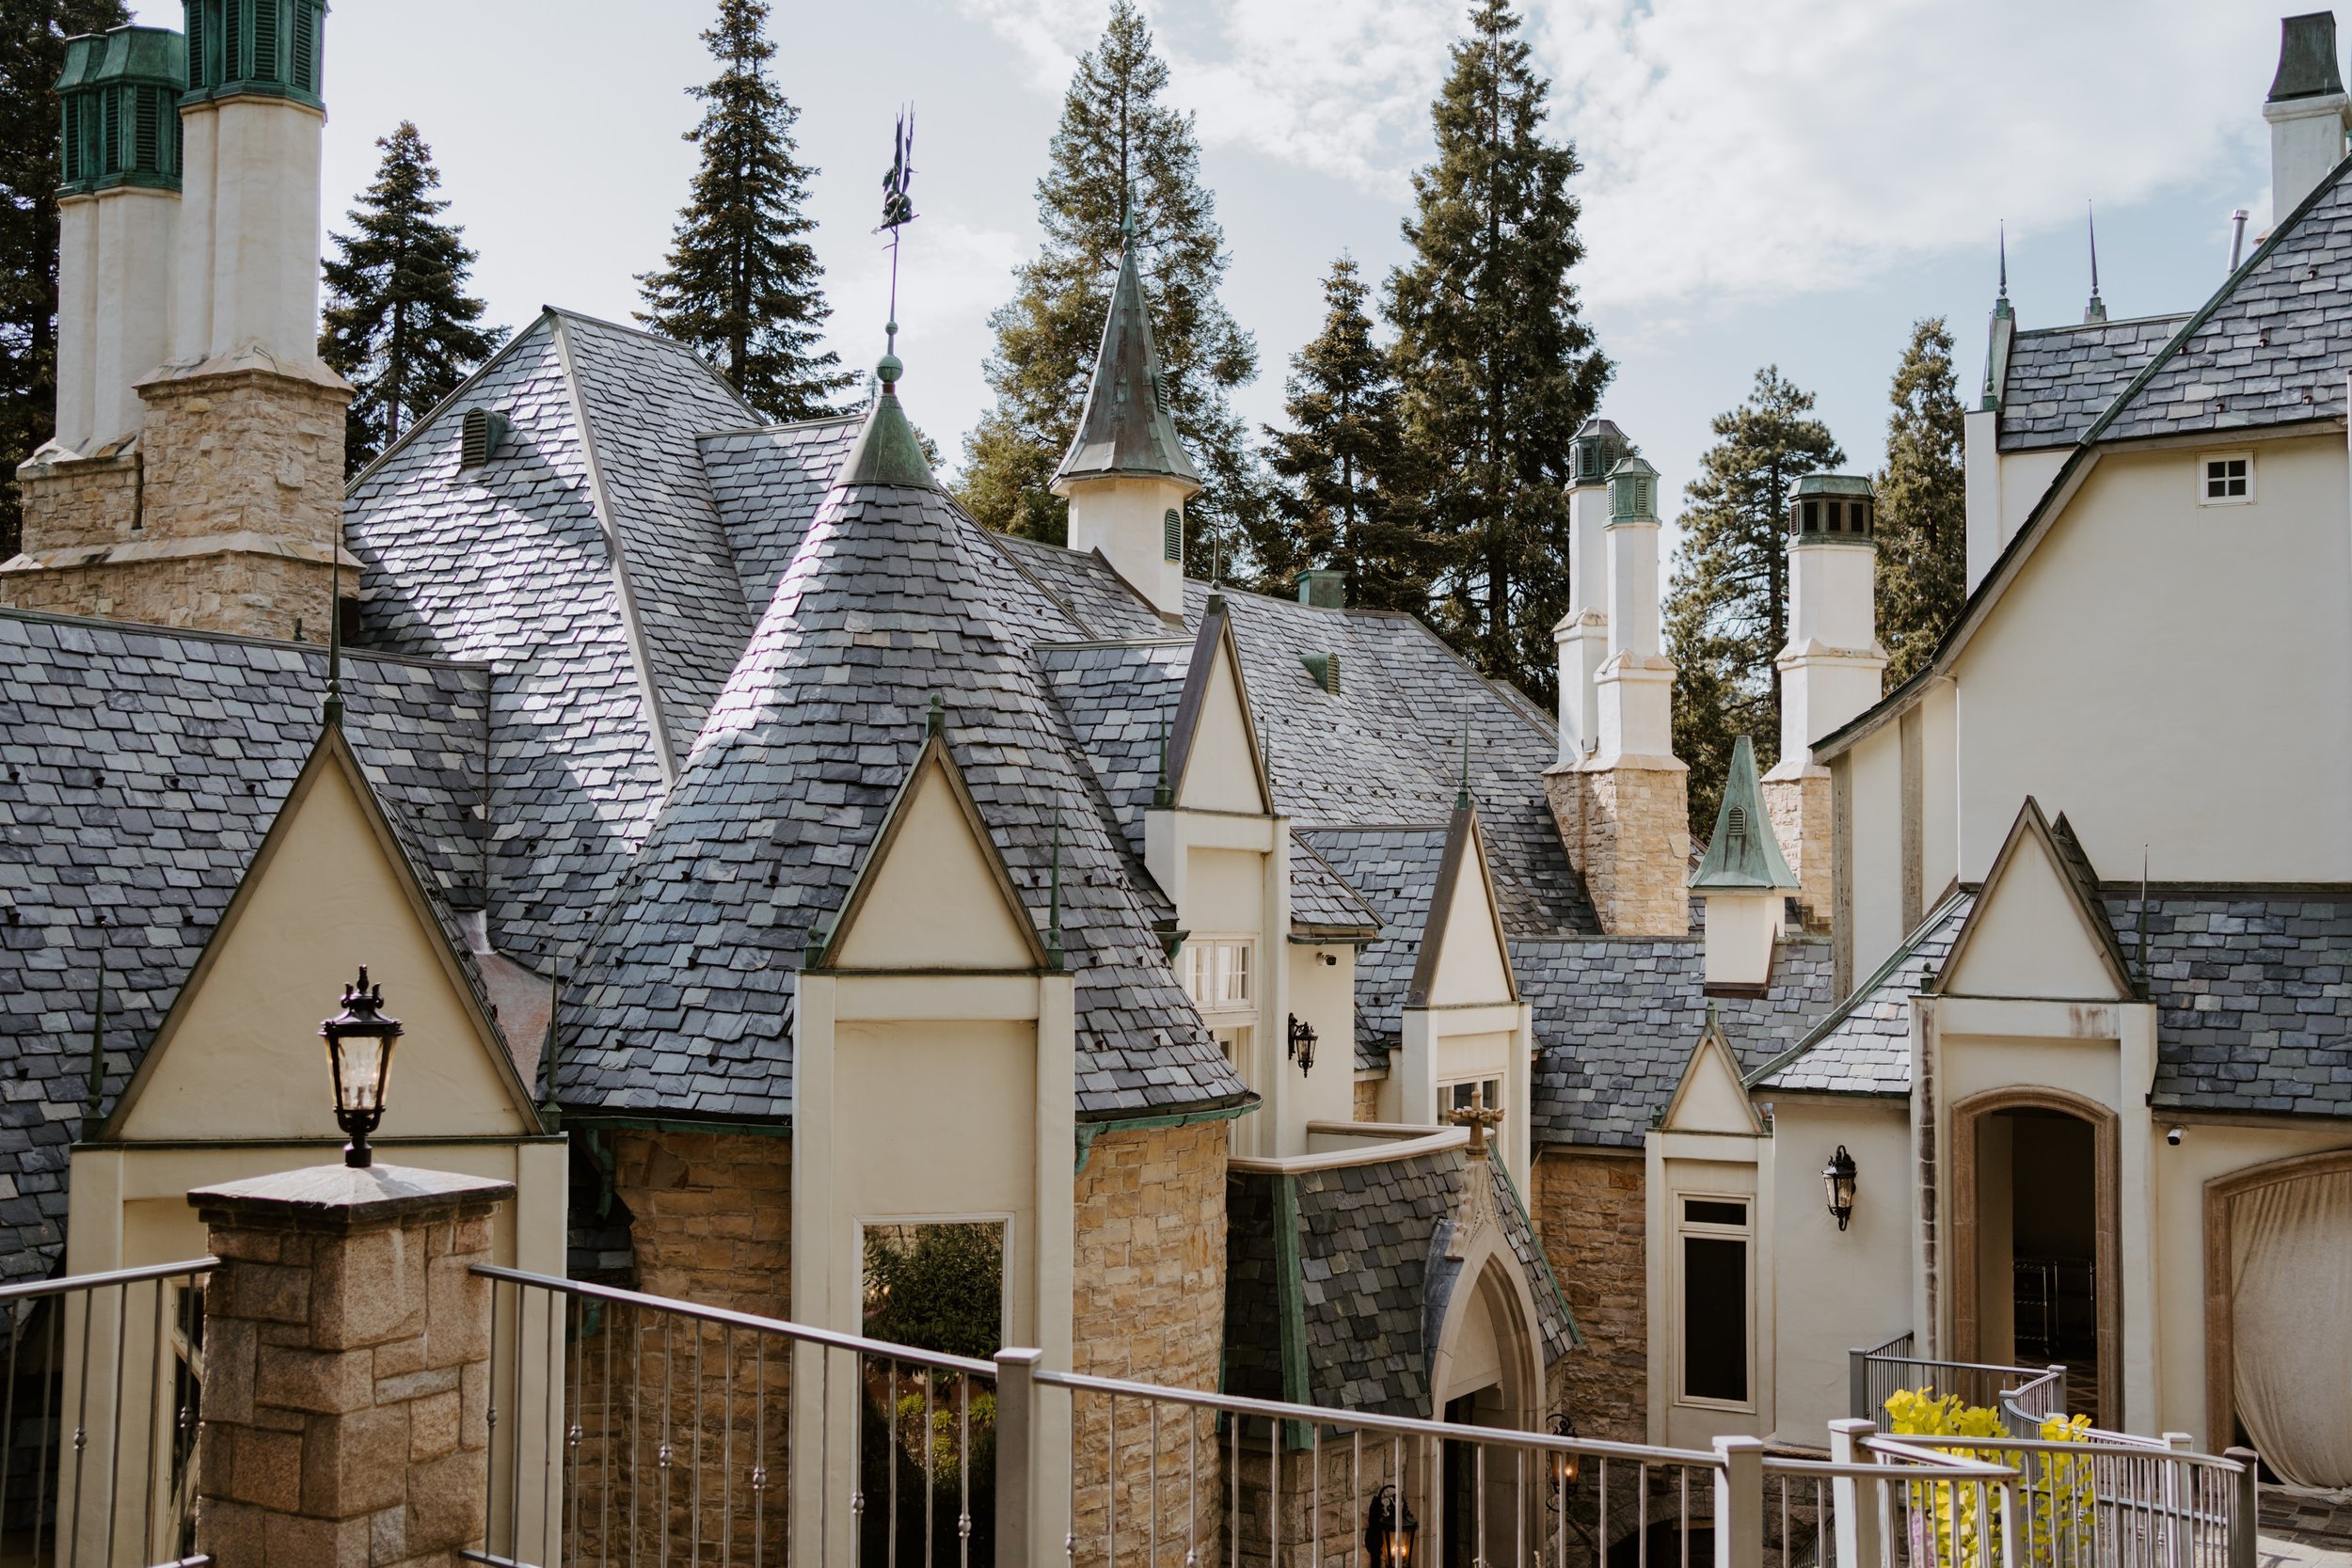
[[189, 1162, 514, 1232]]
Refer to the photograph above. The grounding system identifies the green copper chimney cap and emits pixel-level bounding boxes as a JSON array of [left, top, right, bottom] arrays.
[[56, 26, 186, 196], [1691, 736, 1797, 893], [838, 375, 936, 491], [183, 0, 327, 111], [2269, 12, 2344, 103]]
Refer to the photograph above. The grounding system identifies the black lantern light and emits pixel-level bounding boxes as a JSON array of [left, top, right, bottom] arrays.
[[1544, 1411, 1581, 1495], [320, 966, 402, 1168], [1364, 1484, 1417, 1568], [1287, 1012, 1318, 1076], [1823, 1144, 1858, 1231]]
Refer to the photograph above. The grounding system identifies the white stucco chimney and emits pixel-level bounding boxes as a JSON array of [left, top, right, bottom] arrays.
[[2265, 12, 2351, 225], [47, 26, 183, 455], [1552, 418, 1626, 767], [1762, 475, 1887, 925]]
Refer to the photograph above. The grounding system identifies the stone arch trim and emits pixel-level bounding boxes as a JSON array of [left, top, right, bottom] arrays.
[[1947, 1085, 2120, 1430], [1427, 1224, 1544, 1430], [2201, 1145, 2352, 1452]]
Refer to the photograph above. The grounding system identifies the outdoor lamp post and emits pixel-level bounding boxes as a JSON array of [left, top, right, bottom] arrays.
[[320, 965, 402, 1168], [1287, 1012, 1318, 1076], [1365, 1483, 1417, 1568], [1823, 1144, 1858, 1231]]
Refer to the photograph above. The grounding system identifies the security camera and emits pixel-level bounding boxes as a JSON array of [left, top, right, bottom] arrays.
[[2167, 1125, 2185, 1147]]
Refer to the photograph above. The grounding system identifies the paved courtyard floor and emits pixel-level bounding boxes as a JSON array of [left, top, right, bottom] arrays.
[[2264, 1490, 2352, 1568]]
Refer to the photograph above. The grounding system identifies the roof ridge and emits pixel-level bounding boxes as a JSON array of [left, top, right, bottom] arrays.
[[343, 312, 554, 493], [695, 412, 867, 441], [546, 305, 766, 424], [1742, 884, 1973, 1089], [2012, 309, 2192, 339], [0, 604, 494, 673]]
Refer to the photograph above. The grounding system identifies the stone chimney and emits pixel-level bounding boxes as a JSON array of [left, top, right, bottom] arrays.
[[6, 0, 353, 642], [2265, 13, 2351, 223], [1546, 453, 1689, 937], [1692, 736, 1797, 996], [1051, 211, 1200, 619], [1550, 418, 1623, 773], [1762, 475, 1886, 926]]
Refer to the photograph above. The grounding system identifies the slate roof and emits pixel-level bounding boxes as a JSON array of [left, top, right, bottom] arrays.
[[0, 610, 489, 1280], [1290, 836, 1381, 939], [557, 407, 1248, 1123], [999, 539, 1175, 641], [1054, 227, 1202, 491], [1748, 894, 1970, 1097], [1522, 937, 1836, 1147], [698, 416, 864, 611], [1295, 828, 1452, 1070], [1223, 1146, 1574, 1420], [1997, 314, 2186, 451]]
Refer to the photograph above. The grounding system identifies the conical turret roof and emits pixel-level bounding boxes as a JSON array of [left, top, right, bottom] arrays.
[[559, 392, 1248, 1124], [1051, 221, 1202, 494], [1691, 736, 1798, 892]]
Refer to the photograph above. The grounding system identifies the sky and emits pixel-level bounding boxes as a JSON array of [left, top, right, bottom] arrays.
[[127, 0, 2291, 536]]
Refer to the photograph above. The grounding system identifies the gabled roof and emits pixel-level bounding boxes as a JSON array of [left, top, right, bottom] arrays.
[[1746, 890, 1973, 1097], [1166, 596, 1272, 813], [1051, 222, 1202, 494], [1288, 834, 1381, 941], [1404, 801, 1518, 1008], [1691, 736, 1796, 893], [1927, 798, 2137, 1001]]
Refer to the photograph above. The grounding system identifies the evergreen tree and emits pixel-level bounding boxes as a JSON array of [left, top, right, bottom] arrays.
[[1257, 255, 1434, 610], [1664, 366, 1843, 832], [1875, 317, 1967, 686], [637, 0, 849, 422], [0, 0, 129, 558], [1387, 0, 1609, 704], [961, 0, 1259, 554], [320, 122, 506, 474]]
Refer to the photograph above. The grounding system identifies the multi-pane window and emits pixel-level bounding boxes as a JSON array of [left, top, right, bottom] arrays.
[[1677, 1195, 1752, 1407], [1184, 939, 1252, 1011], [2201, 453, 2252, 505], [1442, 1078, 1502, 1117]]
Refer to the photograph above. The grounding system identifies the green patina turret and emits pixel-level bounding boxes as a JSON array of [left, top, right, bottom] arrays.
[[1569, 418, 1628, 488], [1691, 736, 1797, 894], [56, 26, 186, 196], [1051, 210, 1202, 494], [1788, 473, 1875, 543], [1606, 453, 1659, 522], [838, 355, 935, 491], [183, 0, 327, 111]]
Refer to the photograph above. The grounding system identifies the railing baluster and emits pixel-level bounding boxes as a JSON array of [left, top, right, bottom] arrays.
[[721, 1323, 734, 1568], [1150, 1395, 1160, 1568], [924, 1361, 936, 1568], [69, 1284, 94, 1568], [958, 1368, 971, 1568], [1268, 1405, 1279, 1568], [568, 1291, 584, 1568], [1309, 1418, 1320, 1568], [887, 1359, 899, 1568], [689, 1313, 705, 1568]]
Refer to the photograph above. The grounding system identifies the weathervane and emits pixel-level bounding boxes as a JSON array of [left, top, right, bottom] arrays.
[[876, 108, 918, 379]]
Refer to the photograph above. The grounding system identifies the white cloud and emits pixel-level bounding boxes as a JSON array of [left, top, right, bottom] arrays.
[[954, 0, 2279, 308]]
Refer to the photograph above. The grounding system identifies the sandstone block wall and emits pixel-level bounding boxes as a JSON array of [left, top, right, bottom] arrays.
[[1761, 773, 1831, 930], [1532, 1149, 1648, 1443], [137, 367, 347, 548], [197, 1197, 500, 1568], [0, 547, 338, 641], [12, 446, 140, 553], [1071, 1119, 1228, 1568], [1353, 1077, 1382, 1122], [1570, 766, 1691, 938]]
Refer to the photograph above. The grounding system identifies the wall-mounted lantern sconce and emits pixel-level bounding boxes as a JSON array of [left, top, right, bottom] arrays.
[[321, 966, 402, 1168], [1287, 1012, 1318, 1076], [1823, 1144, 1858, 1231], [1365, 1484, 1417, 1568], [1544, 1411, 1581, 1494]]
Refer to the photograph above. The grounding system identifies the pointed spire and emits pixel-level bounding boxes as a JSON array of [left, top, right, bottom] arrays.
[[1997, 220, 2010, 303], [82, 924, 107, 1139], [1050, 217, 1202, 494], [538, 969, 563, 1130], [837, 352, 935, 490], [2084, 203, 2107, 324], [1691, 736, 1798, 892]]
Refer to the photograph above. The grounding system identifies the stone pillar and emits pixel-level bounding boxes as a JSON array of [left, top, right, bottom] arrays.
[[189, 1164, 513, 1568]]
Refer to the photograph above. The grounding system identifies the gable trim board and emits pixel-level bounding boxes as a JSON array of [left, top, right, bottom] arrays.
[[1927, 799, 2137, 1002], [1659, 1020, 1768, 1137], [551, 310, 681, 784], [1164, 598, 1273, 815], [809, 732, 1054, 974], [1813, 147, 2352, 767], [1405, 804, 1519, 1008], [99, 723, 541, 1141]]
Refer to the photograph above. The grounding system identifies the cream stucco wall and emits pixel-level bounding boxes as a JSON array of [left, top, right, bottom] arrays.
[[1285, 942, 1359, 1128], [831, 757, 1041, 971], [53, 186, 178, 453], [1061, 475, 1187, 618], [173, 97, 326, 369], [1844, 720, 1907, 987]]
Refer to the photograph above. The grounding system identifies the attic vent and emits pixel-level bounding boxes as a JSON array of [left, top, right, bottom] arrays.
[[1162, 508, 1182, 562], [1726, 804, 1748, 838], [461, 407, 511, 467], [1152, 369, 1169, 412], [251, 0, 279, 81], [1299, 652, 1341, 694]]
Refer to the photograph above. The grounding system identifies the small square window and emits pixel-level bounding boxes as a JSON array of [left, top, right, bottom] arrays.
[[2201, 453, 2252, 506]]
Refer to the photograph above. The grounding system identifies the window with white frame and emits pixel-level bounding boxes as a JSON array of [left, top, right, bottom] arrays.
[[1184, 938, 1254, 1012], [1441, 1078, 1502, 1117], [2200, 452, 2252, 506], [1674, 1194, 1753, 1408]]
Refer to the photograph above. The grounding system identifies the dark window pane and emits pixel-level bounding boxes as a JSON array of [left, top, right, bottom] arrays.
[[1683, 1198, 1746, 1227], [1683, 1236, 1748, 1402]]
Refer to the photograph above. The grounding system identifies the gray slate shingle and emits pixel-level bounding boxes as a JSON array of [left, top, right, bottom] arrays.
[[1998, 315, 2186, 451]]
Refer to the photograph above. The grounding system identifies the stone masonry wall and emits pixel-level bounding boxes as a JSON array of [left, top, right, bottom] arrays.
[[1761, 774, 1831, 931], [1532, 1149, 1648, 1443], [137, 367, 347, 548], [1575, 765, 1691, 938], [1071, 1119, 1228, 1568], [1353, 1077, 1381, 1121], [12, 446, 140, 553], [196, 1191, 499, 1567], [0, 547, 337, 640], [570, 1130, 793, 1566]]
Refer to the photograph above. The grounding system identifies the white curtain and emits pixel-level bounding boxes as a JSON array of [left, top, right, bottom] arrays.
[[2232, 1166, 2352, 1492]]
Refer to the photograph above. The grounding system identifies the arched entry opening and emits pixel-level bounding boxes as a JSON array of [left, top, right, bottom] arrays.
[[1428, 1238, 1543, 1568], [2203, 1148, 2352, 1481], [1948, 1089, 2119, 1428]]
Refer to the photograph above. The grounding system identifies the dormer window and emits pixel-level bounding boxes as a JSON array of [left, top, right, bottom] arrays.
[[2201, 452, 2252, 506]]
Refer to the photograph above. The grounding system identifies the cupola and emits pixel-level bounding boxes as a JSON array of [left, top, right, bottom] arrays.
[[183, 0, 326, 110], [1608, 454, 1659, 521], [1692, 736, 1797, 996], [56, 26, 186, 196], [1788, 473, 1874, 543], [1569, 418, 1628, 490]]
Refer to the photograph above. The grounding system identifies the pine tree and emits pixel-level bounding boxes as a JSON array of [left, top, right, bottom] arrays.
[[1875, 317, 1968, 686], [1257, 255, 1433, 610], [961, 0, 1259, 554], [1387, 0, 1608, 704], [1665, 366, 1844, 832], [637, 0, 850, 422], [320, 122, 506, 474], [0, 0, 129, 559]]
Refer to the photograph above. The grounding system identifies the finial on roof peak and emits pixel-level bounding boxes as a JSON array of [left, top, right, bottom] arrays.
[[1997, 220, 2010, 305], [926, 693, 945, 737], [2084, 202, 2107, 324]]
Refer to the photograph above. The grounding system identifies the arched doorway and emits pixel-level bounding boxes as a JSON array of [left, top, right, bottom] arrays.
[[2203, 1148, 2352, 1480], [1948, 1088, 2119, 1428], [1429, 1242, 1543, 1568]]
